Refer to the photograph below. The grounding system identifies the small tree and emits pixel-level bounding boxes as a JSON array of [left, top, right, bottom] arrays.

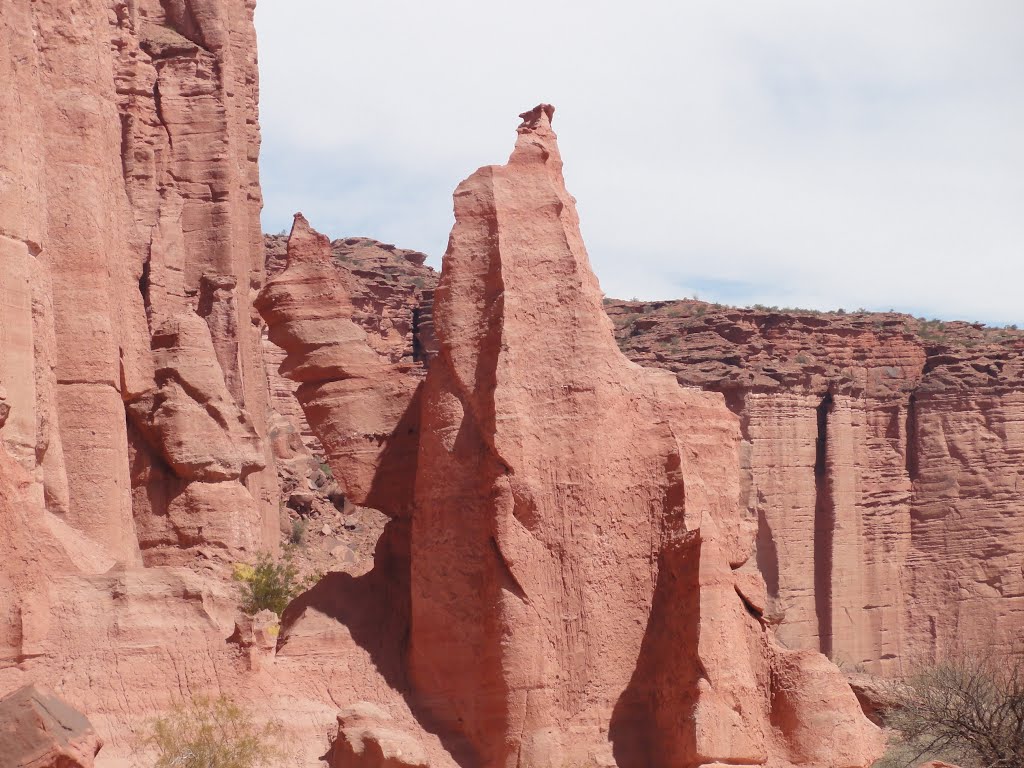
[[234, 552, 303, 617], [141, 696, 287, 768], [882, 652, 1024, 768]]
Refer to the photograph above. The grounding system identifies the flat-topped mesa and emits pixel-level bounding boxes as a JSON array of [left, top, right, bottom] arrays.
[[608, 300, 1024, 671], [411, 105, 882, 767], [256, 214, 421, 515]]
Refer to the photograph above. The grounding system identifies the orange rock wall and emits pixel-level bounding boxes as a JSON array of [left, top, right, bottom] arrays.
[[609, 302, 1024, 673], [0, 0, 277, 565]]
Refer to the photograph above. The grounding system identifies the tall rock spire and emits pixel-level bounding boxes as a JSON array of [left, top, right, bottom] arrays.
[[411, 106, 883, 767]]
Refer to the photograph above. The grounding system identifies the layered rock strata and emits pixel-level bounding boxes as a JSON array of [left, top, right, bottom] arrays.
[[0, 2, 305, 763], [257, 217, 426, 516], [0, 0, 277, 565], [265, 233, 438, 366], [608, 301, 1024, 673], [261, 231, 438, 522], [259, 107, 882, 767]]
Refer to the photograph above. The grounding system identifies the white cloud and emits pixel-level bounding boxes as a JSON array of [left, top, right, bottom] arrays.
[[255, 0, 1024, 325]]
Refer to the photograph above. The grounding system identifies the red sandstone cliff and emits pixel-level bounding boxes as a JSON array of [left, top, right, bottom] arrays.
[[0, 0, 1014, 762], [409, 103, 880, 768], [0, 1, 302, 763], [0, 0, 277, 567], [607, 300, 1024, 674], [260, 106, 882, 768]]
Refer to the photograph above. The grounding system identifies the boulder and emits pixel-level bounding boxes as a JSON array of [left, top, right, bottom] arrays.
[[0, 684, 101, 768], [328, 703, 429, 768]]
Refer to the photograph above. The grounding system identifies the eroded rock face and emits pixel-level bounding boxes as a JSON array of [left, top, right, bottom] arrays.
[[265, 233, 439, 366], [0, 0, 277, 563], [0, 1, 299, 760], [257, 217, 424, 517], [409, 105, 881, 767], [608, 301, 1024, 673], [0, 685, 102, 768], [328, 703, 430, 768], [127, 312, 265, 560]]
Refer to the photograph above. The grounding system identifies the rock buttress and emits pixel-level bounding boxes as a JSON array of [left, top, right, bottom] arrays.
[[410, 105, 882, 768], [256, 215, 424, 518], [0, 0, 277, 563]]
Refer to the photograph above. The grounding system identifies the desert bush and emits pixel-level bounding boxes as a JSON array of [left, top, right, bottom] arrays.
[[880, 652, 1024, 768], [234, 552, 303, 617], [140, 696, 287, 768], [289, 518, 307, 546]]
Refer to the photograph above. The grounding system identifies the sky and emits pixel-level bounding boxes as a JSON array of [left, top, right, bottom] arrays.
[[255, 1, 1024, 326]]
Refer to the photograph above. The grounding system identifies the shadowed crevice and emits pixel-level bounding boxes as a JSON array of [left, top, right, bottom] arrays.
[[813, 393, 834, 658]]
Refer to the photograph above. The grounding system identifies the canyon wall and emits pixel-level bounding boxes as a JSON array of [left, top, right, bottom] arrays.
[[608, 301, 1024, 674], [0, 3, 302, 763], [260, 106, 882, 768], [0, 0, 277, 569], [0, 0, 1016, 761], [261, 209, 1024, 685]]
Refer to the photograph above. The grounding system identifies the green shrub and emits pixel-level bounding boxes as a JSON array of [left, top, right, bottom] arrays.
[[289, 518, 307, 546], [234, 553, 303, 617], [140, 696, 287, 768]]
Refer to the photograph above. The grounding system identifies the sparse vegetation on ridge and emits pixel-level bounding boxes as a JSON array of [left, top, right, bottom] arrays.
[[289, 518, 307, 546], [234, 552, 305, 617]]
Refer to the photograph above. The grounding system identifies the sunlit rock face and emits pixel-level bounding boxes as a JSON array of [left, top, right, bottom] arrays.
[[0, 2, 304, 763], [0, 0, 277, 563], [257, 215, 425, 518], [408, 104, 882, 768], [608, 299, 1024, 673]]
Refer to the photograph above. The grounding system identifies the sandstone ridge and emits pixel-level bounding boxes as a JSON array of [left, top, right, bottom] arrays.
[[261, 106, 883, 767]]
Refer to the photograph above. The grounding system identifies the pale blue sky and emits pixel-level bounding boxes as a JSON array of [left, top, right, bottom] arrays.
[[255, 1, 1024, 325]]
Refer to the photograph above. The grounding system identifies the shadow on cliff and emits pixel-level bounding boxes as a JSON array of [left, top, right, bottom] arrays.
[[609, 537, 701, 768], [364, 383, 423, 515], [279, 517, 410, 672], [278, 382, 425, 672], [278, 384, 480, 767]]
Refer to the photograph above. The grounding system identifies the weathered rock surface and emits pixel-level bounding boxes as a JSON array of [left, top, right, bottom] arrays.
[[607, 301, 1024, 673], [0, 0, 278, 566], [408, 104, 881, 767], [4, 0, 1016, 761], [0, 684, 102, 768], [0, 1, 304, 763], [257, 216, 425, 516], [127, 312, 265, 561], [265, 233, 438, 366], [328, 702, 430, 768]]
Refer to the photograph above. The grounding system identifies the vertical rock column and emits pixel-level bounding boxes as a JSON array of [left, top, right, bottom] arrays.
[[22, 0, 158, 563], [113, 0, 278, 554], [412, 105, 882, 768]]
